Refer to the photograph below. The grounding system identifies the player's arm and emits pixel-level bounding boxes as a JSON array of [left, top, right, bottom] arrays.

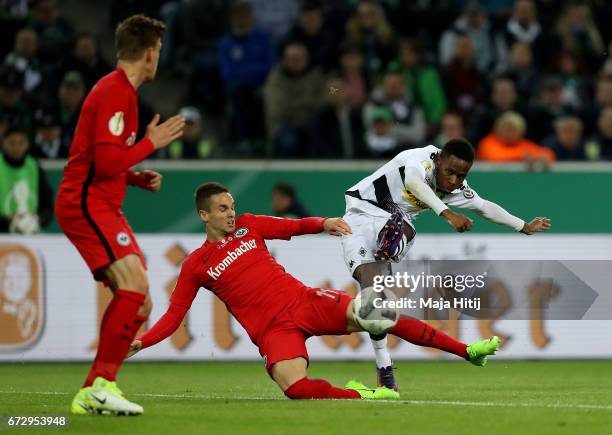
[[95, 114, 184, 178], [472, 199, 551, 234], [242, 214, 351, 240], [127, 257, 199, 357], [403, 166, 473, 232]]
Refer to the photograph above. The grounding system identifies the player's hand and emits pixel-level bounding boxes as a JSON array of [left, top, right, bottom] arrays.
[[521, 217, 551, 235], [441, 209, 473, 232], [146, 113, 185, 150], [126, 339, 142, 359], [134, 170, 162, 192], [323, 217, 352, 236]]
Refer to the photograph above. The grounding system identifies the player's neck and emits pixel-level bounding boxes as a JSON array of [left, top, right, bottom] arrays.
[[116, 61, 146, 90], [206, 228, 229, 243]]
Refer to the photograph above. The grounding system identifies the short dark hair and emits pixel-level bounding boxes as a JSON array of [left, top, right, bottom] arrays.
[[195, 182, 229, 211], [441, 138, 474, 162], [115, 14, 165, 61], [272, 182, 295, 199]]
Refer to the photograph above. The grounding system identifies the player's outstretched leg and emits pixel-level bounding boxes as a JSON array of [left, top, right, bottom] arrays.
[[389, 315, 499, 364], [272, 358, 399, 400]]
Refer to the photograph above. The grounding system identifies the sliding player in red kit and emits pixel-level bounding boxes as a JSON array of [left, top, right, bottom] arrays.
[[128, 183, 500, 400], [55, 15, 185, 415]]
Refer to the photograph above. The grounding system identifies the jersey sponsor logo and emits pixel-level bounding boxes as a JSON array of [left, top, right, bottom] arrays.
[[125, 131, 136, 146], [116, 232, 131, 246], [207, 239, 257, 280], [403, 189, 430, 210], [108, 111, 125, 136], [234, 228, 248, 238]]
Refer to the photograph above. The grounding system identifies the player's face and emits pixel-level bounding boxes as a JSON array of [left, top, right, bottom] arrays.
[[435, 154, 472, 193], [201, 193, 236, 235], [144, 39, 162, 81]]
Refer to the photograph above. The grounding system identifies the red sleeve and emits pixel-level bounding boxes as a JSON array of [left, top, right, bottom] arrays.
[[94, 140, 154, 178], [240, 213, 325, 240], [138, 256, 201, 349], [138, 303, 188, 349]]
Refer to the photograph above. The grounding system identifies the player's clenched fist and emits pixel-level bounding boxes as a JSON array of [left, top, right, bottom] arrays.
[[146, 113, 185, 149], [441, 209, 473, 232], [323, 217, 352, 236]]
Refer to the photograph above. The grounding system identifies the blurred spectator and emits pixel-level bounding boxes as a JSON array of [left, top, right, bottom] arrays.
[[585, 106, 612, 160], [338, 42, 370, 109], [0, 63, 31, 136], [344, 0, 395, 77], [582, 73, 612, 136], [502, 0, 541, 47], [264, 41, 324, 157], [477, 111, 556, 165], [501, 0, 558, 69], [285, 0, 334, 70], [500, 41, 537, 105], [310, 76, 364, 158], [556, 51, 587, 111], [28, 0, 75, 67], [434, 112, 465, 148], [165, 106, 213, 159], [469, 76, 524, 144], [60, 33, 112, 92], [363, 106, 396, 157], [363, 71, 426, 153], [526, 76, 573, 142], [387, 38, 447, 128], [542, 115, 585, 161], [439, 2, 504, 73], [4, 27, 42, 95], [443, 33, 484, 117], [556, 3, 604, 72], [0, 125, 53, 233], [219, 0, 276, 151], [251, 0, 300, 44], [271, 182, 309, 218], [56, 70, 85, 149], [31, 106, 66, 158]]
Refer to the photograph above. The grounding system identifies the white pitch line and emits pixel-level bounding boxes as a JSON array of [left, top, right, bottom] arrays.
[[1, 390, 611, 411]]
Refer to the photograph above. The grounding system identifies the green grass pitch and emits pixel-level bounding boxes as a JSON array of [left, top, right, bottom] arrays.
[[1, 360, 611, 435]]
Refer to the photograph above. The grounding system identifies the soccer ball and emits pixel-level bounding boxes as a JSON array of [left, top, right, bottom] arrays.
[[352, 286, 399, 335]]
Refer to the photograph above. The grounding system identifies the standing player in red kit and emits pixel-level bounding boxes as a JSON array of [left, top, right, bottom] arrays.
[[55, 15, 185, 415], [128, 183, 499, 400]]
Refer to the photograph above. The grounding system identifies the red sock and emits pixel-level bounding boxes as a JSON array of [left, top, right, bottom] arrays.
[[390, 316, 469, 360], [284, 377, 361, 400], [83, 290, 146, 387]]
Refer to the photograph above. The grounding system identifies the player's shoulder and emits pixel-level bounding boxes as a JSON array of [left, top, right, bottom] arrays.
[[394, 145, 438, 161], [89, 70, 130, 100]]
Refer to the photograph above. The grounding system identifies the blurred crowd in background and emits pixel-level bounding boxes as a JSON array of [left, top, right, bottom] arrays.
[[2, 0, 612, 163]]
